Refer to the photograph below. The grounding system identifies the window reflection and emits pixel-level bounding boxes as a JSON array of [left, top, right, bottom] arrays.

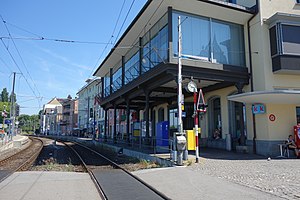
[[125, 52, 139, 85], [104, 76, 110, 97], [112, 67, 122, 92], [173, 11, 245, 67]]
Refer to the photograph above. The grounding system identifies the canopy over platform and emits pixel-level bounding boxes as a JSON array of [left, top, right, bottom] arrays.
[[227, 90, 300, 104]]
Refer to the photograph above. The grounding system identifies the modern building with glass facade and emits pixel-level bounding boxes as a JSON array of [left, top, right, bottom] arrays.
[[93, 0, 300, 156]]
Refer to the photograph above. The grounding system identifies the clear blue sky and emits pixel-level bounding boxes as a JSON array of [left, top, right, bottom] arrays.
[[0, 0, 147, 115]]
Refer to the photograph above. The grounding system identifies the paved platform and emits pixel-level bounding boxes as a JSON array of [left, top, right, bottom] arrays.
[[133, 166, 282, 200], [0, 171, 100, 200]]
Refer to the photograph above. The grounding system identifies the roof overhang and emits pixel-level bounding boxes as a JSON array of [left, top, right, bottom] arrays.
[[265, 12, 300, 27], [228, 90, 300, 104]]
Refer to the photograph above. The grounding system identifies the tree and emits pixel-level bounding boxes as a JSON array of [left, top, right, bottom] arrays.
[[18, 114, 40, 134], [1, 88, 9, 102]]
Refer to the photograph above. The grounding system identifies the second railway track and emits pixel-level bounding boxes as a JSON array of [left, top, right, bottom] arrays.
[[0, 137, 44, 182], [63, 140, 169, 200]]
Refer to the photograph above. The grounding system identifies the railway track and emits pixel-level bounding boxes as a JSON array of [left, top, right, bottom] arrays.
[[63, 141, 169, 200], [0, 137, 44, 182]]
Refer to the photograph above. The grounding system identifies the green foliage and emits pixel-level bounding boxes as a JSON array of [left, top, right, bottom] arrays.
[[18, 114, 40, 133], [1, 88, 9, 102]]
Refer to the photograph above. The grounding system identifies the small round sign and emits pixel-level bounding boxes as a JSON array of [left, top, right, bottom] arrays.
[[269, 114, 276, 122]]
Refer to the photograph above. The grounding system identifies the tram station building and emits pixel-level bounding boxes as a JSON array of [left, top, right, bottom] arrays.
[[93, 0, 300, 156]]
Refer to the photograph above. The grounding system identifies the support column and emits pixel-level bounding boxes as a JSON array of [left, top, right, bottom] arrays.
[[139, 37, 143, 75], [101, 79, 104, 98], [104, 109, 108, 142], [150, 106, 155, 148], [110, 68, 113, 94], [122, 56, 125, 86], [144, 90, 151, 143], [236, 82, 246, 146], [126, 99, 131, 144], [114, 104, 117, 143]]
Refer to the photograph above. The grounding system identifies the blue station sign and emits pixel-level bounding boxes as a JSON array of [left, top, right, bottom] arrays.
[[252, 104, 266, 114], [4, 119, 12, 124]]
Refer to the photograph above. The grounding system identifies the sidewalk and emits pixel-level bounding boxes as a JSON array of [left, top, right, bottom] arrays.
[[133, 166, 282, 200], [0, 172, 100, 200], [95, 139, 299, 199]]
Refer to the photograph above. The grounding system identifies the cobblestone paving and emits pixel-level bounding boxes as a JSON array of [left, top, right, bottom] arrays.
[[191, 158, 300, 199]]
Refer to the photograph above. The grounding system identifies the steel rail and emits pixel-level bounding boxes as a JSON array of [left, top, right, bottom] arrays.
[[0, 137, 44, 182], [16, 137, 44, 171], [0, 138, 32, 164], [63, 140, 170, 200], [62, 141, 108, 200]]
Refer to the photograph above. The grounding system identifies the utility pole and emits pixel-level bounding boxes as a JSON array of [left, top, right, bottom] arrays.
[[176, 16, 185, 165], [10, 72, 16, 137], [177, 16, 183, 135]]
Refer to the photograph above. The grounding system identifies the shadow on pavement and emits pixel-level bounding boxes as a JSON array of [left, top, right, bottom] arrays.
[[196, 148, 266, 160]]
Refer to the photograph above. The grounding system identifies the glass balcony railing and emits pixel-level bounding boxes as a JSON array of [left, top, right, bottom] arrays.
[[209, 0, 257, 12]]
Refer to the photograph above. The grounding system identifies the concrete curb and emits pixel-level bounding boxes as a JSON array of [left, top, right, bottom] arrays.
[[52, 136, 174, 167]]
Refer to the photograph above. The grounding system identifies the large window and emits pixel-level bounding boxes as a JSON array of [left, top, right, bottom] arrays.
[[270, 23, 300, 56], [212, 19, 245, 66], [173, 11, 245, 66], [142, 13, 168, 73], [282, 24, 300, 55], [112, 67, 122, 92], [104, 76, 110, 97], [124, 51, 139, 85]]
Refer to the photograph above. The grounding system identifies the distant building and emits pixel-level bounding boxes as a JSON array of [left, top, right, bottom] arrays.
[[77, 77, 103, 138], [41, 97, 65, 135], [41, 96, 79, 136], [60, 95, 79, 136]]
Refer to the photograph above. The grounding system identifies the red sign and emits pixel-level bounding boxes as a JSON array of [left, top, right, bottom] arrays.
[[269, 114, 276, 122], [1, 111, 7, 117]]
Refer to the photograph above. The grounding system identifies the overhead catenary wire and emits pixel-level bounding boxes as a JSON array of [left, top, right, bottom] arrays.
[[1, 15, 41, 103], [113, 0, 136, 46], [130, 0, 164, 48], [103, 0, 165, 68], [87, 0, 127, 79], [1, 21, 112, 45], [0, 39, 43, 110], [0, 36, 113, 45]]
